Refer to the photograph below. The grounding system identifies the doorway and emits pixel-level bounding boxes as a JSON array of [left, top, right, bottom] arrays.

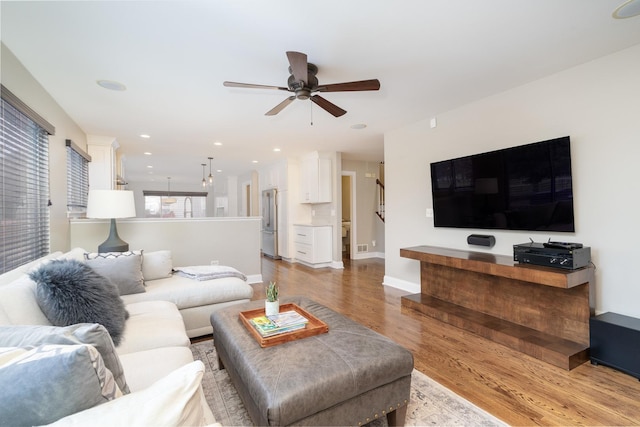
[[341, 171, 356, 260]]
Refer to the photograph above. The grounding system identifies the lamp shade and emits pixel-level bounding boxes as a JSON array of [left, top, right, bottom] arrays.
[[86, 190, 136, 219]]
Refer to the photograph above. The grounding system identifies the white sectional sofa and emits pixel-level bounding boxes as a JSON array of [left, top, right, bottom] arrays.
[[0, 247, 254, 426], [113, 250, 255, 338]]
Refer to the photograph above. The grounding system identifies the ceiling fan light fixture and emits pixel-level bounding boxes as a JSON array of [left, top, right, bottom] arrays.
[[296, 89, 311, 100]]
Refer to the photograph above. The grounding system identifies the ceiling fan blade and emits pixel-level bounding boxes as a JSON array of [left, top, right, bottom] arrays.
[[316, 79, 381, 92], [265, 96, 296, 116], [311, 95, 347, 117], [286, 51, 308, 84], [223, 81, 289, 91]]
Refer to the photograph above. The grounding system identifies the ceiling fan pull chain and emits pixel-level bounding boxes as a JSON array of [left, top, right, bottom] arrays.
[[310, 100, 313, 126]]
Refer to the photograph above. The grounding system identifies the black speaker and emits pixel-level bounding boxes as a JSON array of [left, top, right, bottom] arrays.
[[590, 312, 640, 379], [467, 234, 495, 247]]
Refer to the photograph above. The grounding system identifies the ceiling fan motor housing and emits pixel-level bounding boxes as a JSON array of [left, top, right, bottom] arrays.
[[287, 62, 319, 98]]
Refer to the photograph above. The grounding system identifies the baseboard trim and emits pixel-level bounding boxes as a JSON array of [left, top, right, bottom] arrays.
[[383, 275, 420, 293], [351, 251, 385, 260], [246, 274, 263, 284], [331, 260, 344, 269]]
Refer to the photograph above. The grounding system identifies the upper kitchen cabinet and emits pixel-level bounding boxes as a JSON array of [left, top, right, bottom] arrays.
[[299, 151, 332, 203], [87, 135, 119, 190]]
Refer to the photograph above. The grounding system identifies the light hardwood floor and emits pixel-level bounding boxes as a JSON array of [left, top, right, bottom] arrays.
[[252, 256, 640, 426]]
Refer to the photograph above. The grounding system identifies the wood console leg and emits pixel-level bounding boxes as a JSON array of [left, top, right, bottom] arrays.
[[217, 355, 225, 370], [386, 404, 407, 427]]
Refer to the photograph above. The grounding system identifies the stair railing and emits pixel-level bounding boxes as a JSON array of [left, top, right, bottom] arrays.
[[376, 179, 385, 222]]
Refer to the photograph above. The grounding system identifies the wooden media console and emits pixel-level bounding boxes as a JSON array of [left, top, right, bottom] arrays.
[[400, 245, 594, 370]]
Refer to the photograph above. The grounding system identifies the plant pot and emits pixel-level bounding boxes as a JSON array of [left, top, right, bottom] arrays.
[[265, 300, 279, 316]]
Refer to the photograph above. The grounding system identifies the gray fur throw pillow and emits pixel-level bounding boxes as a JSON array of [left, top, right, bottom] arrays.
[[29, 259, 129, 346]]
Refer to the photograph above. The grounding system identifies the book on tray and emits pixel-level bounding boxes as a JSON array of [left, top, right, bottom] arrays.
[[250, 310, 309, 337]]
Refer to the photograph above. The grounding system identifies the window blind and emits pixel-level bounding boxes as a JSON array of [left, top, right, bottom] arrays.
[[1, 94, 51, 273], [66, 139, 91, 217]]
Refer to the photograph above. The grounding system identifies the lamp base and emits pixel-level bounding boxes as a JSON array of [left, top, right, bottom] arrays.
[[98, 218, 130, 253]]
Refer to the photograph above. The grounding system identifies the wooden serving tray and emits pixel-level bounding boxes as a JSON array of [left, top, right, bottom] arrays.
[[239, 303, 329, 348]]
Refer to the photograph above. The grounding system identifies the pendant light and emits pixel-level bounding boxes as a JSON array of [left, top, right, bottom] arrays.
[[208, 157, 214, 185], [201, 163, 206, 188], [163, 177, 177, 205]]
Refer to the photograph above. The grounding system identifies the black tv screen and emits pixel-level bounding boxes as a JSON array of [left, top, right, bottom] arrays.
[[430, 136, 575, 232]]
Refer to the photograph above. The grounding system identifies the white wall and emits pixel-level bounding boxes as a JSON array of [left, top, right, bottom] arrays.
[[69, 217, 262, 282], [384, 43, 640, 318], [1, 43, 88, 252]]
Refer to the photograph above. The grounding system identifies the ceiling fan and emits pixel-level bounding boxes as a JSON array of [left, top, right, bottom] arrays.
[[223, 51, 380, 117]]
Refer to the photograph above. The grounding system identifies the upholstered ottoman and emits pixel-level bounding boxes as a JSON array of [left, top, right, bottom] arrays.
[[210, 296, 414, 426]]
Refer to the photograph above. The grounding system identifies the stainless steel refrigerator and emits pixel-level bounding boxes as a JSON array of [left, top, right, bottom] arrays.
[[261, 188, 280, 259]]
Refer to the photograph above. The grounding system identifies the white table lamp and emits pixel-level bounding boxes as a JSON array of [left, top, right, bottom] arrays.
[[86, 190, 136, 252]]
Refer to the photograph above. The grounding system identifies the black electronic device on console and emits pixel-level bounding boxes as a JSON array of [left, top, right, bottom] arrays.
[[543, 241, 583, 250], [513, 241, 590, 270], [467, 234, 495, 247]]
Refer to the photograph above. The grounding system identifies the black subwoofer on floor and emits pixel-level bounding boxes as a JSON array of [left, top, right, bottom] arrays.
[[590, 312, 640, 380]]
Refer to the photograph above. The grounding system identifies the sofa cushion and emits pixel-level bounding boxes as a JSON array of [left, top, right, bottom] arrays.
[[56, 247, 89, 263], [116, 301, 190, 354], [118, 346, 194, 392], [0, 251, 64, 285], [45, 361, 210, 427], [120, 274, 253, 310], [0, 344, 122, 426], [141, 250, 173, 281], [0, 323, 129, 394], [29, 259, 129, 346], [85, 254, 145, 295], [0, 275, 52, 326]]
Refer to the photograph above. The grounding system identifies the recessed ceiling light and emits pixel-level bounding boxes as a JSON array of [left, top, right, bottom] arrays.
[[613, 0, 640, 18], [216, 169, 222, 173], [140, 134, 151, 139], [252, 160, 258, 164], [96, 80, 126, 91], [350, 123, 367, 130], [146, 165, 153, 168], [273, 148, 281, 152], [144, 152, 152, 156], [214, 142, 223, 146]]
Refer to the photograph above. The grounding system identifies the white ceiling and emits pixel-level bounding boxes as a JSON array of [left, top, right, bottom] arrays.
[[2, 0, 640, 187]]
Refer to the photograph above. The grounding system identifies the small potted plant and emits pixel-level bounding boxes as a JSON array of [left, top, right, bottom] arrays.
[[265, 281, 279, 316]]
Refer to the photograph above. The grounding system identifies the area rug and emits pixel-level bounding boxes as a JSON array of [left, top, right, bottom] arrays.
[[191, 340, 507, 426]]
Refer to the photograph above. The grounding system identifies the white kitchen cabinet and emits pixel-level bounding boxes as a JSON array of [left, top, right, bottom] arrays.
[[299, 156, 332, 203], [293, 225, 332, 266], [87, 135, 119, 190]]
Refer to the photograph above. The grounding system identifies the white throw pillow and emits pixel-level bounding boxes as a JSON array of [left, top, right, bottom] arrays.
[[142, 250, 173, 281], [45, 361, 209, 427]]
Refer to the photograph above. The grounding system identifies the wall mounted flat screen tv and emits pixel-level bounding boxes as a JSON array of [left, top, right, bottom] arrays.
[[430, 136, 574, 232]]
